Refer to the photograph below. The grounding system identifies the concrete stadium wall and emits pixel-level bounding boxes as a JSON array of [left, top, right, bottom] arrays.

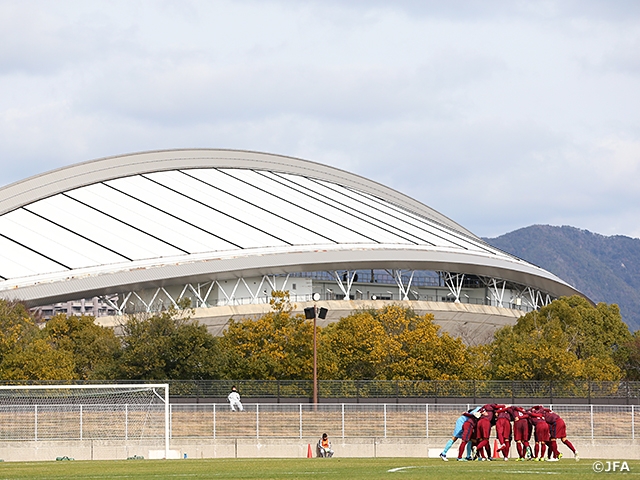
[[0, 437, 636, 462], [97, 300, 524, 344]]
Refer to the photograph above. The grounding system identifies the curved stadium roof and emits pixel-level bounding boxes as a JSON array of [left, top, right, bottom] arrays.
[[0, 149, 582, 307]]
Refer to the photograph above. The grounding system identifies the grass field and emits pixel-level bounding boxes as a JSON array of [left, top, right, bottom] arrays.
[[0, 458, 637, 480]]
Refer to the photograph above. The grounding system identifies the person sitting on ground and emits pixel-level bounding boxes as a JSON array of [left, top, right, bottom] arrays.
[[318, 433, 334, 457]]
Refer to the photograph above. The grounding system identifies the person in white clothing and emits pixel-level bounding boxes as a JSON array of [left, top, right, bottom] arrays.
[[227, 386, 244, 412]]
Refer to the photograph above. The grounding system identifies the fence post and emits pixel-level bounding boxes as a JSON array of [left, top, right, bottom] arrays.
[[384, 404, 387, 438], [80, 405, 83, 441], [299, 404, 303, 439], [277, 380, 280, 404], [632, 405, 635, 440], [550, 381, 553, 404], [341, 403, 345, 439], [425, 404, 429, 439], [213, 403, 216, 439], [256, 404, 260, 439], [590, 404, 594, 440]]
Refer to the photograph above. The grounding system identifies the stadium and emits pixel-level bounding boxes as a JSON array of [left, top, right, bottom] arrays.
[[0, 149, 637, 464], [0, 148, 585, 339]]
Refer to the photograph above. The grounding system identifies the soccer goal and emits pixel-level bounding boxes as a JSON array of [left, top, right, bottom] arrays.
[[0, 384, 169, 458]]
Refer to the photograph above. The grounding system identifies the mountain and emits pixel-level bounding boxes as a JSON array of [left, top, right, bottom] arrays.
[[484, 225, 640, 332]]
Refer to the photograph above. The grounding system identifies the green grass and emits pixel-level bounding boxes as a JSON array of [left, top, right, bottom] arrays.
[[0, 458, 637, 480]]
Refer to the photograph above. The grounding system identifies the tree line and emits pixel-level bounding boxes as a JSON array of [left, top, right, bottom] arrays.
[[0, 292, 639, 382]]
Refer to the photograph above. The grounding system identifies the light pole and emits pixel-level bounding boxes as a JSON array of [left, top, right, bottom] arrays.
[[305, 293, 327, 405]]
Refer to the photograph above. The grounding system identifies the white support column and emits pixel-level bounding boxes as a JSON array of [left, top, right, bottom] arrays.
[[202, 281, 216, 305], [392, 269, 415, 300], [442, 272, 464, 303], [176, 284, 190, 302], [160, 287, 179, 308], [132, 291, 151, 312], [241, 277, 266, 303], [101, 293, 129, 316], [217, 278, 241, 305], [487, 278, 506, 308], [332, 271, 355, 299], [146, 288, 162, 311], [187, 284, 207, 307], [525, 287, 539, 310], [265, 273, 290, 292]]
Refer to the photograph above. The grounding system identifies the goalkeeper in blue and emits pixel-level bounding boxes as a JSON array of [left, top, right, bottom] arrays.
[[439, 406, 481, 461]]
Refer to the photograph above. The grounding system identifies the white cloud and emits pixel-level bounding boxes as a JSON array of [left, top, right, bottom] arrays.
[[1, 0, 640, 240]]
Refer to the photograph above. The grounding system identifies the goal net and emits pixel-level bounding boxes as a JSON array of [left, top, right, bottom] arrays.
[[0, 384, 169, 456]]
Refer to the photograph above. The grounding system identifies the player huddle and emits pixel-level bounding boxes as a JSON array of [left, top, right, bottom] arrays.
[[439, 404, 579, 462]]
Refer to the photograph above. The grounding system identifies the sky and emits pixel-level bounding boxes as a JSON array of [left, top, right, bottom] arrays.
[[1, 1, 640, 239]]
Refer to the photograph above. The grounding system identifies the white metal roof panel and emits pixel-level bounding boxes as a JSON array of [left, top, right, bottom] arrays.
[[0, 149, 584, 306]]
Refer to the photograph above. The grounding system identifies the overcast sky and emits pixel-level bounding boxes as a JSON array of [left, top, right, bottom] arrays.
[[1, 1, 639, 239]]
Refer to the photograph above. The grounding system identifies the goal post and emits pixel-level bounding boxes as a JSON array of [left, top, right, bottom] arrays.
[[0, 383, 170, 459]]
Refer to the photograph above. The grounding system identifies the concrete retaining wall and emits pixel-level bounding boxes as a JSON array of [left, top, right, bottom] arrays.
[[0, 437, 636, 462]]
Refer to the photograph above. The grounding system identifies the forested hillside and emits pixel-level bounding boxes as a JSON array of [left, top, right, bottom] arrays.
[[484, 225, 640, 331]]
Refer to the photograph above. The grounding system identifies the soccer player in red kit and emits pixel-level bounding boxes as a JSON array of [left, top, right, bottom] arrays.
[[536, 406, 579, 461], [494, 405, 515, 460], [474, 409, 493, 460], [512, 406, 532, 461], [457, 410, 480, 461], [528, 410, 550, 461]]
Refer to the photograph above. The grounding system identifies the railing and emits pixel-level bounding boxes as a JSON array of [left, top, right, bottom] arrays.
[[0, 402, 634, 441], [170, 403, 637, 440]]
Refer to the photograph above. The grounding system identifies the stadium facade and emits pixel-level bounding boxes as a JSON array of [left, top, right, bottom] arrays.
[[0, 149, 585, 337]]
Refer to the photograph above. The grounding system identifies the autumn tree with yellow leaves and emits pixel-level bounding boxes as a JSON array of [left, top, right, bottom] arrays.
[[321, 304, 473, 380], [218, 291, 314, 380], [488, 296, 631, 381]]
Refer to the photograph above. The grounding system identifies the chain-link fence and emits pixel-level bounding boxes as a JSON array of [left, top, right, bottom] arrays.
[[1, 380, 638, 403], [167, 380, 640, 403]]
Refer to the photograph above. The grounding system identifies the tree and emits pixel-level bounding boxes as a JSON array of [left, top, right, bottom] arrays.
[[0, 300, 40, 363], [488, 296, 630, 381], [321, 305, 472, 380], [0, 300, 78, 380], [218, 291, 314, 380], [0, 338, 76, 381], [114, 302, 220, 380], [43, 313, 121, 379], [621, 330, 640, 380]]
